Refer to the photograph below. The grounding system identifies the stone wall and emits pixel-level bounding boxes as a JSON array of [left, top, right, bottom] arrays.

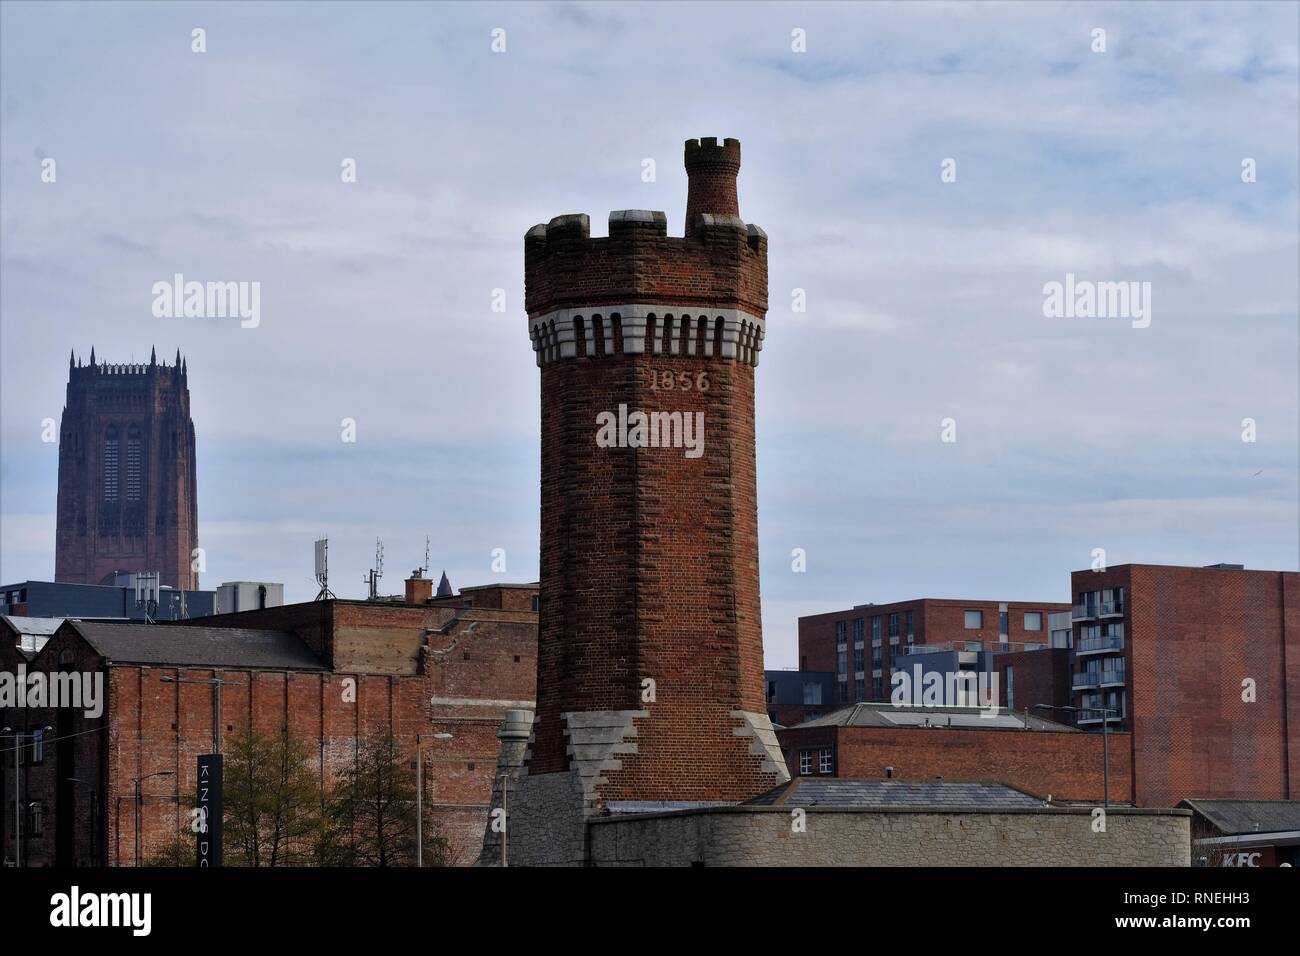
[[586, 805, 1190, 867]]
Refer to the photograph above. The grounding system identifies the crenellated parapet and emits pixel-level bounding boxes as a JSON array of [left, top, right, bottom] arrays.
[[524, 208, 767, 318]]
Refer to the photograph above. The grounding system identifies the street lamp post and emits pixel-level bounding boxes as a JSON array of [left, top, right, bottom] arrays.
[[3, 725, 52, 868], [1034, 703, 1119, 807], [415, 732, 454, 867], [133, 770, 175, 867]]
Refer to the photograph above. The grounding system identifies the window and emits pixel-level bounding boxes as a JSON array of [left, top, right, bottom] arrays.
[[767, 680, 777, 702], [819, 749, 834, 774], [801, 681, 822, 705], [531, 595, 540, 613], [905, 611, 914, 640], [853, 645, 864, 671], [29, 800, 44, 835], [837, 650, 847, 675], [854, 678, 864, 701], [126, 425, 143, 501], [835, 621, 847, 645], [838, 682, 848, 703], [871, 617, 882, 640], [872, 677, 883, 698], [852, 618, 864, 642], [871, 647, 882, 666], [888, 614, 899, 638], [999, 611, 1009, 637], [799, 751, 813, 775], [30, 728, 45, 765], [964, 610, 983, 629], [103, 426, 119, 500], [1005, 666, 1015, 710], [1024, 612, 1042, 631]]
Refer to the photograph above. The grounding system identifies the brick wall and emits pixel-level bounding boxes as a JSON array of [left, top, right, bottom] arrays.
[[1078, 565, 1300, 806], [778, 724, 1132, 803]]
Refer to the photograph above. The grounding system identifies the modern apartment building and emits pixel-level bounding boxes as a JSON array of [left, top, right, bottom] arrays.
[[799, 598, 1071, 706], [1069, 563, 1300, 806]]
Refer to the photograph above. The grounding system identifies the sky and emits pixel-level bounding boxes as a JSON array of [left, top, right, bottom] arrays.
[[1, 0, 1297, 668]]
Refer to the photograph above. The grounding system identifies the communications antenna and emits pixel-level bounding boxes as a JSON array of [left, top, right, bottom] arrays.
[[314, 537, 335, 600], [364, 538, 384, 600]]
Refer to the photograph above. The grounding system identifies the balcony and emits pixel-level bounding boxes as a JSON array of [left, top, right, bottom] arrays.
[[1072, 604, 1098, 621], [1072, 672, 1101, 689], [1099, 668, 1126, 687], [1077, 634, 1124, 656], [1100, 600, 1125, 618], [1076, 708, 1124, 724]]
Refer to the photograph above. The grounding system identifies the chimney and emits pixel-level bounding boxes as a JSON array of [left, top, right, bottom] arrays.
[[684, 136, 741, 236], [405, 572, 432, 604]]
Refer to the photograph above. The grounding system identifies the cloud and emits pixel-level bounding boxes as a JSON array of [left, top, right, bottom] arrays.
[[1, 0, 1295, 639]]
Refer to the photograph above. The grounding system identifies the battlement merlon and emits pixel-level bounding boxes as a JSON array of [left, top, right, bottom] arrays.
[[524, 210, 767, 318]]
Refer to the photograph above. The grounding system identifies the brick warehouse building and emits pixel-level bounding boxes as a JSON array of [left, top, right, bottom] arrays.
[[799, 598, 1071, 704], [0, 584, 536, 866], [1068, 563, 1299, 807], [56, 349, 199, 590], [776, 702, 1132, 804]]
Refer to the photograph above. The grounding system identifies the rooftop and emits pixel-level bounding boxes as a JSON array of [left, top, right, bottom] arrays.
[[61, 620, 326, 671], [1179, 799, 1300, 836], [792, 702, 1078, 732]]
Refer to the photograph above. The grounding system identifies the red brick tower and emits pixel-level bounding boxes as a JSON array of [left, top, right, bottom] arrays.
[[55, 348, 199, 589], [507, 138, 787, 864]]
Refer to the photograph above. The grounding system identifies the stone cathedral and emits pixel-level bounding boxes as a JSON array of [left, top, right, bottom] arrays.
[[55, 348, 199, 590]]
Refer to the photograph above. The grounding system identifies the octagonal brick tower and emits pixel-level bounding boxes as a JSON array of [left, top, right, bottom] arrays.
[[506, 138, 789, 865]]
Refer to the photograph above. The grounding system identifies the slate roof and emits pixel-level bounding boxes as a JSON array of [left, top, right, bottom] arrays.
[[795, 702, 1077, 732], [1179, 799, 1300, 836], [64, 621, 326, 671], [747, 778, 1045, 809]]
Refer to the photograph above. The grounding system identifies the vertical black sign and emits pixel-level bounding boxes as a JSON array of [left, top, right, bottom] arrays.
[[196, 754, 223, 867]]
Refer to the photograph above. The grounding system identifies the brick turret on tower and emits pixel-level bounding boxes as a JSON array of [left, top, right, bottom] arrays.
[[55, 349, 199, 590], [501, 138, 788, 865]]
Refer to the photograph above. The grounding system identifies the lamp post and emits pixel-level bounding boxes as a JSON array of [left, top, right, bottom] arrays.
[[133, 770, 175, 867], [1034, 703, 1119, 807], [2, 725, 52, 868], [415, 732, 454, 867]]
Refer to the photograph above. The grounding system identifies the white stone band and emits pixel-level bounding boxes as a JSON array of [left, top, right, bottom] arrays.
[[528, 304, 766, 368]]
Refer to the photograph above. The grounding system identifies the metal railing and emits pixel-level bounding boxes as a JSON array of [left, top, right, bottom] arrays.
[[1078, 634, 1124, 654]]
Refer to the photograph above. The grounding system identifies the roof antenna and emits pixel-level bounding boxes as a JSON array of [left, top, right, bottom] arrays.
[[314, 537, 335, 600], [365, 538, 384, 600]]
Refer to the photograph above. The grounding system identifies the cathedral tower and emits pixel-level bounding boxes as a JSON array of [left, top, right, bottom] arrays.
[[55, 348, 199, 589], [505, 138, 788, 864]]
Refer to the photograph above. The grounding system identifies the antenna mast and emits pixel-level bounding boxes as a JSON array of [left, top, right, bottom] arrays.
[[365, 538, 384, 600], [314, 537, 335, 600]]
